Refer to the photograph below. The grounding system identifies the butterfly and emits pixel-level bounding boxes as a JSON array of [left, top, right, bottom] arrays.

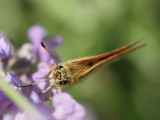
[[20, 40, 146, 93]]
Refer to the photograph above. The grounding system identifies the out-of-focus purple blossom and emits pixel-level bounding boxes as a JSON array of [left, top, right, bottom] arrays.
[[0, 35, 11, 59], [34, 103, 55, 120], [0, 25, 87, 120], [14, 112, 34, 120], [39, 36, 63, 64], [31, 63, 51, 102], [37, 62, 51, 69], [31, 81, 51, 102], [0, 91, 12, 117], [29, 91, 40, 103], [43, 35, 63, 50], [13, 96, 55, 120], [27, 25, 63, 64], [14, 107, 55, 120], [3, 113, 13, 120], [28, 25, 64, 101], [0, 35, 22, 119], [5, 72, 22, 87], [32, 63, 50, 81], [17, 43, 36, 64], [38, 47, 55, 65], [53, 92, 85, 120], [28, 25, 46, 48], [11, 43, 37, 74], [3, 104, 19, 120]]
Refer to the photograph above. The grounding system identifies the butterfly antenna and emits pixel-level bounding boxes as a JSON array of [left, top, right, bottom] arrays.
[[18, 78, 51, 87], [41, 42, 58, 67]]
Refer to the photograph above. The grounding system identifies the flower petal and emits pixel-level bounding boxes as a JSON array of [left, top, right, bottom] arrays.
[[29, 91, 40, 103], [67, 100, 85, 120], [6, 73, 22, 87], [14, 112, 34, 120], [44, 35, 63, 50], [0, 91, 12, 117], [53, 92, 85, 120], [3, 113, 13, 120], [32, 64, 50, 83], [27, 25, 46, 47], [0, 35, 11, 59], [38, 47, 59, 65], [32, 63, 51, 101], [38, 35, 63, 64], [17, 43, 37, 64], [3, 104, 19, 120]]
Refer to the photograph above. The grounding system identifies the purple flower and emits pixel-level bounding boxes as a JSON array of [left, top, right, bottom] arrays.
[[27, 25, 63, 64], [53, 92, 85, 120], [42, 35, 63, 64], [32, 63, 51, 81], [0, 25, 87, 120], [27, 25, 46, 58], [14, 107, 55, 120], [5, 72, 22, 88], [28, 25, 63, 101], [0, 35, 21, 119], [31, 63, 51, 102], [28, 25, 46, 47], [14, 94, 55, 120], [44, 36, 63, 50], [17, 43, 36, 65], [3, 104, 19, 120], [0, 35, 11, 59], [11, 43, 37, 75], [14, 112, 35, 120], [0, 91, 12, 117], [3, 113, 13, 120]]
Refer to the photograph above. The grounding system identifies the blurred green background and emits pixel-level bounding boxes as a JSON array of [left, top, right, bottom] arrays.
[[0, 0, 160, 120]]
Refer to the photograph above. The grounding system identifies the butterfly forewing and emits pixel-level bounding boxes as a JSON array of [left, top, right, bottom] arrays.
[[61, 40, 146, 84]]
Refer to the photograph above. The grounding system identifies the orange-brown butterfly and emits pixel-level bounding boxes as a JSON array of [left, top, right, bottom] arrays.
[[20, 40, 146, 93]]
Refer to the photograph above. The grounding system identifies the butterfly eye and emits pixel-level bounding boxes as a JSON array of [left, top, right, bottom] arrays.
[[55, 65, 64, 70], [59, 65, 64, 69], [59, 79, 68, 86], [59, 81, 63, 85]]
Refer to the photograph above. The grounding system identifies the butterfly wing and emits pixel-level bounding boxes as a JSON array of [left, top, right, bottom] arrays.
[[62, 40, 146, 82]]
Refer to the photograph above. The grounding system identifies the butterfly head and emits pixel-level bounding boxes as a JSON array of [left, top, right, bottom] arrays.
[[49, 65, 69, 88]]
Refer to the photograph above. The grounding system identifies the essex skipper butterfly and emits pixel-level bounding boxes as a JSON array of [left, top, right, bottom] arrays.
[[20, 40, 146, 93]]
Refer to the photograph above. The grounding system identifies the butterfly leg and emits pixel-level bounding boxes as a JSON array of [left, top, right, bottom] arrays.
[[58, 88, 62, 93], [57, 85, 65, 93], [39, 84, 54, 95]]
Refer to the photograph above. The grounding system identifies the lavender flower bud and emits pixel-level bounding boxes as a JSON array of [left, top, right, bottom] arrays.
[[27, 25, 63, 64]]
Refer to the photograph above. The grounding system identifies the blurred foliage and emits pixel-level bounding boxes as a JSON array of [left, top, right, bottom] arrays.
[[0, 0, 160, 120]]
